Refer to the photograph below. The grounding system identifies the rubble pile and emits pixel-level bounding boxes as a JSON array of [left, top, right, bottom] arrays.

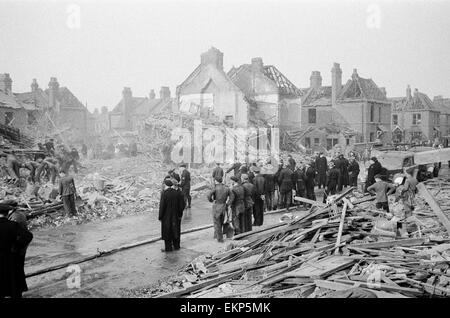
[[144, 183, 450, 298], [6, 154, 213, 230]]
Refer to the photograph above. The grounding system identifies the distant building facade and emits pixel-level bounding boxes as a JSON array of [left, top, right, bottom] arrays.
[[300, 64, 391, 152], [390, 86, 450, 144]]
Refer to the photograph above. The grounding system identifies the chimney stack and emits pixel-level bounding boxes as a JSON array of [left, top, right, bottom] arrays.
[[310, 71, 322, 89], [414, 88, 419, 98], [159, 86, 171, 100], [406, 85, 412, 100], [149, 89, 155, 100], [200, 47, 224, 70], [101, 106, 108, 115], [48, 77, 60, 111], [352, 68, 358, 79], [331, 63, 342, 106], [251, 57, 264, 73], [31, 78, 39, 92], [380, 87, 386, 97], [122, 87, 132, 130], [0, 73, 12, 94]]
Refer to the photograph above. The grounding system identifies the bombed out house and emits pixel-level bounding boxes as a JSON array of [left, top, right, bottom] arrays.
[[174, 47, 302, 156], [300, 63, 391, 153], [0, 73, 93, 142]]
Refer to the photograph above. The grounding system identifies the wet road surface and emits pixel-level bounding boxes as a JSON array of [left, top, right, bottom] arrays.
[[24, 196, 308, 297]]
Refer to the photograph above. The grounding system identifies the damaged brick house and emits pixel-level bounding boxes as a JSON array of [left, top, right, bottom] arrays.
[[390, 86, 444, 144], [300, 63, 391, 152], [0, 73, 28, 131], [1, 74, 93, 141], [175, 47, 302, 130], [14, 76, 94, 140], [108, 86, 174, 132]]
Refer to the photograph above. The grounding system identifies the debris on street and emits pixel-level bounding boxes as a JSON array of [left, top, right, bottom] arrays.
[[142, 181, 450, 298]]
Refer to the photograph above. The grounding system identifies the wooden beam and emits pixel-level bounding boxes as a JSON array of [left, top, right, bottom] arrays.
[[417, 183, 450, 235], [294, 196, 326, 208], [350, 238, 428, 249], [155, 270, 244, 298], [335, 202, 348, 255]]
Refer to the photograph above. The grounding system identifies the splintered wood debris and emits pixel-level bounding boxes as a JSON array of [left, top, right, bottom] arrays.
[[149, 180, 450, 298]]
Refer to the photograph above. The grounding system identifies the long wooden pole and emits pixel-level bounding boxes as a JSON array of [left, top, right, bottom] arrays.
[[417, 182, 450, 235], [334, 201, 348, 255]]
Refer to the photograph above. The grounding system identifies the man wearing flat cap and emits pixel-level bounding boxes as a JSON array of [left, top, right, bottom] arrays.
[[58, 169, 78, 216], [207, 176, 233, 242], [228, 175, 245, 234], [252, 167, 265, 226], [365, 156, 382, 192], [159, 179, 186, 252], [241, 173, 256, 232]]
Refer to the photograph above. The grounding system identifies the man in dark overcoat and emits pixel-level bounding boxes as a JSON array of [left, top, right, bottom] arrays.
[[0, 204, 33, 298], [159, 179, 186, 252], [315, 153, 328, 189], [278, 163, 294, 209], [241, 174, 255, 233], [252, 167, 265, 226], [179, 164, 191, 209]]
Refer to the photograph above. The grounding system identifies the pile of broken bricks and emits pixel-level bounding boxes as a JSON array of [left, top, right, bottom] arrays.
[[150, 182, 450, 298]]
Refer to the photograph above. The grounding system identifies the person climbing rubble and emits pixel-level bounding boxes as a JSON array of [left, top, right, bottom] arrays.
[[367, 174, 396, 212], [0, 153, 21, 184]]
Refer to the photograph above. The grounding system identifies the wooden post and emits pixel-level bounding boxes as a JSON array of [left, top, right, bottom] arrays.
[[417, 183, 450, 235], [334, 201, 348, 255]]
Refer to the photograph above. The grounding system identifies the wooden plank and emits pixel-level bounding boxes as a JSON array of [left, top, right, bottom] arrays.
[[155, 270, 243, 298], [332, 279, 424, 296], [285, 256, 355, 279], [294, 196, 326, 207], [350, 238, 428, 249], [417, 183, 450, 235], [335, 202, 348, 255]]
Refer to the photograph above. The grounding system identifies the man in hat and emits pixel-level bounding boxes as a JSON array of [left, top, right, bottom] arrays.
[[179, 164, 191, 209], [58, 169, 78, 216], [287, 154, 296, 172], [291, 163, 304, 206], [365, 157, 382, 192], [212, 162, 224, 184], [278, 162, 294, 210], [241, 174, 255, 233], [348, 156, 360, 187], [168, 168, 181, 183], [159, 179, 186, 252], [0, 203, 33, 298], [252, 167, 265, 226], [304, 161, 317, 203], [226, 160, 242, 177], [335, 154, 349, 192], [367, 174, 396, 212], [263, 172, 276, 212], [315, 152, 328, 189], [326, 161, 340, 196], [229, 176, 245, 234], [207, 176, 233, 242]]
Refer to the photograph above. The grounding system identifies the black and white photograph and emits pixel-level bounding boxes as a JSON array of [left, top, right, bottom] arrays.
[[1, 0, 450, 303]]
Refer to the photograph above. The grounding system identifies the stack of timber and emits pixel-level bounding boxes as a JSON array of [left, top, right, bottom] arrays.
[[151, 183, 450, 298]]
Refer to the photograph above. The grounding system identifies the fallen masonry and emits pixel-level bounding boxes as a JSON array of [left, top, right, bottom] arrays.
[[144, 180, 450, 298]]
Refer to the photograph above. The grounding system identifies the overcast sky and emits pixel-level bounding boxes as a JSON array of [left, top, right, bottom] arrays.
[[1, 0, 449, 112]]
